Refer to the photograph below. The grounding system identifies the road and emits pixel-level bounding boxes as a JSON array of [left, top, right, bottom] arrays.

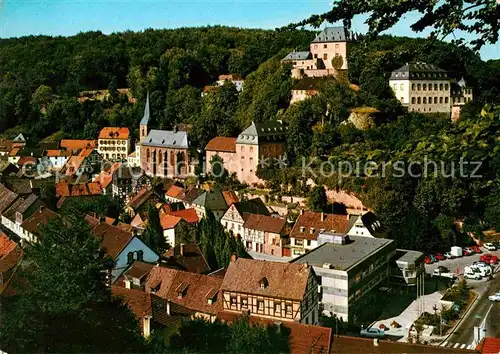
[[447, 267, 500, 346]]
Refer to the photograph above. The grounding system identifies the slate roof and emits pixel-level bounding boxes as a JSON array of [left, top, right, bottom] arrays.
[[20, 207, 59, 237], [390, 62, 448, 80], [290, 211, 349, 241], [312, 27, 348, 43], [233, 198, 270, 217], [140, 92, 150, 126], [205, 137, 237, 152], [191, 189, 228, 211], [243, 214, 286, 234], [92, 223, 134, 259], [283, 51, 312, 61], [164, 243, 211, 274], [183, 187, 204, 205], [145, 266, 223, 315], [236, 121, 288, 145], [292, 235, 394, 271], [141, 129, 189, 149], [98, 127, 130, 140], [221, 258, 310, 301], [111, 286, 152, 318]]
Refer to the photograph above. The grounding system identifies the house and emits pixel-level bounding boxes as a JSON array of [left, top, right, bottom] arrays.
[[346, 211, 388, 238], [1, 194, 44, 240], [41, 149, 72, 171], [137, 95, 191, 178], [111, 286, 153, 337], [217, 312, 333, 354], [242, 214, 288, 256], [451, 77, 474, 121], [60, 139, 97, 151], [216, 74, 244, 92], [163, 243, 211, 274], [125, 187, 155, 217], [0, 160, 20, 180], [0, 140, 14, 157], [290, 77, 329, 104], [191, 188, 228, 221], [93, 162, 121, 196], [282, 27, 349, 79], [97, 127, 131, 162], [289, 210, 350, 257], [0, 184, 19, 216], [221, 198, 270, 237], [55, 180, 103, 198], [476, 337, 500, 354], [389, 62, 473, 117], [0, 232, 23, 295], [222, 190, 238, 208], [221, 257, 320, 324], [182, 187, 204, 209], [19, 206, 59, 243], [60, 148, 102, 178], [111, 166, 134, 199], [205, 137, 237, 175], [145, 266, 224, 322], [201, 85, 219, 97], [91, 222, 160, 282], [165, 185, 185, 203], [291, 233, 396, 322], [160, 208, 199, 247], [122, 261, 155, 290]]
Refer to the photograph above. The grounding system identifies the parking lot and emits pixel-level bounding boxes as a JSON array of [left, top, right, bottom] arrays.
[[424, 247, 500, 283]]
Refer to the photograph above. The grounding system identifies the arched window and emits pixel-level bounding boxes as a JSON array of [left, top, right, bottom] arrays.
[[417, 97, 421, 104], [417, 84, 421, 90], [439, 97, 443, 103], [423, 84, 427, 91], [434, 84, 438, 91], [434, 97, 438, 104], [146, 149, 150, 162], [423, 97, 427, 104], [127, 252, 134, 264], [137, 250, 144, 262], [412, 97, 416, 104], [412, 84, 416, 90], [439, 83, 443, 90]]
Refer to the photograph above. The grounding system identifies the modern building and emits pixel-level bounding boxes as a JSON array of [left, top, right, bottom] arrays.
[[98, 127, 131, 161], [292, 233, 396, 323], [289, 210, 350, 257], [390, 249, 425, 286], [217, 74, 244, 92], [220, 257, 320, 325], [282, 27, 349, 79], [389, 62, 473, 116]]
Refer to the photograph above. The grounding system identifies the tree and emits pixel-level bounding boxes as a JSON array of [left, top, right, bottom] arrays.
[[141, 203, 166, 253], [286, 0, 499, 51], [307, 185, 328, 212], [176, 220, 197, 244], [209, 154, 229, 184], [0, 215, 147, 352]]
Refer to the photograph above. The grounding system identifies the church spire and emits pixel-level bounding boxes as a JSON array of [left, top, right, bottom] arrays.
[[140, 91, 150, 126]]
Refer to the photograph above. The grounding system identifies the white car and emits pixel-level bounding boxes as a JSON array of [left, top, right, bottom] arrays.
[[464, 271, 482, 280], [444, 252, 454, 259], [484, 243, 497, 251], [360, 327, 385, 338], [488, 293, 500, 301]]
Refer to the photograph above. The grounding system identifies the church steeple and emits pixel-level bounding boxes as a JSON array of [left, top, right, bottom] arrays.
[[139, 91, 150, 142]]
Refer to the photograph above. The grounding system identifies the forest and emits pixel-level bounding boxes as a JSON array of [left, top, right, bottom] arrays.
[[1, 26, 500, 253]]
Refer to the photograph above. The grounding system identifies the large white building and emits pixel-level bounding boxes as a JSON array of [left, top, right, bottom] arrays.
[[389, 62, 473, 116]]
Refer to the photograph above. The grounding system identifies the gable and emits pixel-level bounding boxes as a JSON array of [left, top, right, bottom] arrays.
[[222, 204, 244, 223]]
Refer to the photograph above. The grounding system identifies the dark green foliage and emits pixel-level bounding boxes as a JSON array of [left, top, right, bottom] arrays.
[[176, 221, 198, 244], [307, 186, 328, 212], [0, 215, 147, 352], [141, 203, 166, 253], [59, 195, 122, 218], [169, 316, 290, 354]]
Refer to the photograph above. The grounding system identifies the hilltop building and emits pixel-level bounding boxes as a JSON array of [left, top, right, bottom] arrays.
[[282, 27, 349, 80], [217, 74, 244, 92], [389, 62, 473, 117]]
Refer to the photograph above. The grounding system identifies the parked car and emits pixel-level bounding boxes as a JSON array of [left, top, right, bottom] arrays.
[[480, 254, 499, 265], [433, 268, 456, 279], [424, 256, 432, 264], [463, 249, 473, 256], [444, 252, 454, 259], [430, 255, 437, 262], [488, 293, 500, 302], [437, 265, 449, 273], [360, 327, 385, 338], [435, 253, 445, 261], [484, 243, 497, 251], [468, 265, 492, 277], [471, 246, 482, 253], [464, 271, 482, 280]]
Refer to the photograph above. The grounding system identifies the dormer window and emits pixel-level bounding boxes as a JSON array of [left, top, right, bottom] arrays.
[[309, 227, 315, 234], [176, 282, 188, 298], [205, 288, 218, 305], [259, 277, 268, 289], [300, 226, 305, 232]]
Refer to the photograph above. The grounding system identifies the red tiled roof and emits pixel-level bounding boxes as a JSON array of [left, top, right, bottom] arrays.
[[62, 155, 85, 176], [78, 148, 94, 158], [164, 243, 211, 274], [218, 74, 243, 81], [166, 185, 185, 199], [92, 223, 134, 259], [111, 286, 151, 318], [145, 267, 223, 315], [477, 337, 500, 354], [60, 139, 97, 150], [20, 207, 59, 237], [55, 181, 102, 197], [203, 85, 219, 93], [205, 137, 237, 152], [98, 127, 130, 140], [87, 182, 103, 195], [222, 190, 239, 207], [243, 214, 286, 234], [290, 211, 349, 241], [221, 258, 310, 301], [8, 147, 21, 157], [217, 312, 332, 354], [160, 214, 182, 230], [168, 208, 199, 224], [124, 261, 155, 280], [131, 212, 147, 229], [45, 150, 72, 157], [55, 181, 70, 197], [17, 156, 37, 166], [128, 188, 154, 210], [0, 232, 17, 258]]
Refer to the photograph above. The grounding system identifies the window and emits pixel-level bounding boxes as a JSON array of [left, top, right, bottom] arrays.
[[275, 302, 281, 313], [323, 44, 327, 49], [335, 44, 339, 50], [241, 146, 244, 152], [307, 240, 311, 246], [249, 147, 253, 153], [417, 84, 421, 90], [434, 97, 438, 104], [230, 296, 237, 306], [295, 239, 303, 246], [439, 83, 443, 90], [423, 97, 427, 104], [137, 250, 144, 261], [411, 97, 416, 104], [434, 83, 438, 90], [323, 53, 328, 60], [127, 252, 134, 264], [445, 97, 449, 104], [257, 300, 264, 312], [393, 84, 397, 91], [314, 44, 317, 49], [417, 97, 421, 104], [412, 83, 415, 90], [439, 97, 443, 103], [423, 84, 427, 91], [428, 84, 432, 91], [241, 297, 248, 308], [286, 304, 293, 315], [400, 84, 404, 91], [445, 84, 449, 90]]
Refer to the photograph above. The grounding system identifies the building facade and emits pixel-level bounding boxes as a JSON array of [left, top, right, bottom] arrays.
[[292, 233, 396, 322], [220, 198, 270, 237], [242, 214, 287, 256], [217, 74, 244, 92], [98, 127, 131, 161]]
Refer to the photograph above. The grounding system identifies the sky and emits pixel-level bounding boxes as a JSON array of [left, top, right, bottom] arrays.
[[0, 0, 498, 60]]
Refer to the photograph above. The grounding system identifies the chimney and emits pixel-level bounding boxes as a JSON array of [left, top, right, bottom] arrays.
[[230, 254, 238, 263], [373, 338, 379, 347], [300, 209, 304, 216], [124, 280, 131, 289], [321, 212, 325, 222], [39, 205, 45, 213], [180, 243, 185, 256]]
